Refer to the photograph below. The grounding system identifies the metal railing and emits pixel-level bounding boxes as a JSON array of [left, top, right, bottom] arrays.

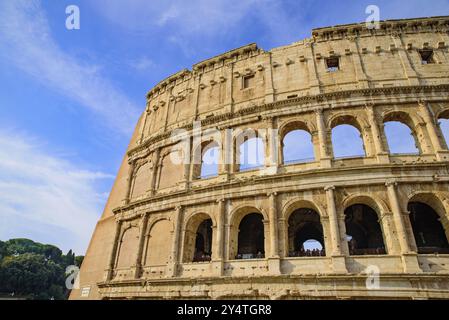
[[288, 249, 326, 257], [283, 158, 315, 165], [349, 248, 386, 255], [235, 253, 265, 260]]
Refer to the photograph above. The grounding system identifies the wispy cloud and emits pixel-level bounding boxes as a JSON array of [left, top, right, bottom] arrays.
[[0, 0, 140, 136], [128, 56, 154, 72], [92, 0, 260, 34], [90, 0, 303, 51], [0, 129, 113, 254]]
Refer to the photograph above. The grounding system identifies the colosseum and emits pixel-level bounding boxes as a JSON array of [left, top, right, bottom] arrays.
[[71, 16, 449, 300]]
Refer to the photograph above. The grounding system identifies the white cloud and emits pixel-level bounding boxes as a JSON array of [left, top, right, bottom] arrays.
[[0, 0, 140, 136], [92, 0, 260, 34], [0, 130, 113, 254], [90, 0, 302, 42], [128, 56, 154, 72]]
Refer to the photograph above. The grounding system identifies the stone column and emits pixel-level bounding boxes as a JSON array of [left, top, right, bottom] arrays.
[[212, 199, 226, 276], [306, 41, 322, 95], [268, 193, 280, 257], [168, 206, 183, 277], [263, 117, 278, 175], [393, 34, 421, 86], [325, 186, 347, 273], [134, 213, 148, 278], [419, 101, 445, 159], [350, 38, 370, 89], [149, 148, 160, 195], [123, 160, 136, 205], [365, 104, 389, 163], [385, 181, 421, 273], [316, 108, 332, 168], [105, 219, 122, 281], [268, 192, 281, 274], [218, 128, 231, 181], [138, 108, 151, 144], [386, 181, 410, 254], [223, 63, 234, 114], [264, 54, 275, 103]]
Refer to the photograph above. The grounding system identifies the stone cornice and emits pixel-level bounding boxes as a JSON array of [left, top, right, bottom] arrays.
[[146, 43, 260, 100], [129, 84, 449, 157], [192, 43, 259, 71], [312, 16, 449, 41], [112, 162, 449, 219], [145, 16, 448, 103]]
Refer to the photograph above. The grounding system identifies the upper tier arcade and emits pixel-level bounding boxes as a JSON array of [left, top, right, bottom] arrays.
[[137, 16, 449, 147]]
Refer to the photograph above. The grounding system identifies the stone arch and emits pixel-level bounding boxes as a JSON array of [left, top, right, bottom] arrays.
[[233, 129, 265, 172], [407, 192, 449, 253], [191, 140, 220, 179], [282, 198, 325, 221], [115, 225, 140, 269], [182, 212, 215, 262], [287, 208, 326, 257], [342, 194, 391, 216], [328, 114, 369, 158], [129, 159, 152, 199], [342, 195, 389, 255], [279, 120, 316, 165], [382, 110, 423, 154], [278, 120, 315, 141], [156, 145, 186, 190], [143, 218, 174, 266], [282, 198, 327, 257], [436, 108, 449, 149], [229, 205, 268, 260]]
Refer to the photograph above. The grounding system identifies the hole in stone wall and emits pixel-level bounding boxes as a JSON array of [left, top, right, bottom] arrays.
[[326, 56, 340, 72], [419, 50, 435, 64], [243, 74, 255, 89]]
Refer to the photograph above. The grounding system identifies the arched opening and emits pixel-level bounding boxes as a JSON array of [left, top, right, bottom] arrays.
[[331, 124, 365, 158], [384, 121, 419, 154], [183, 213, 213, 263], [408, 202, 449, 254], [193, 141, 219, 179], [238, 137, 265, 171], [116, 226, 139, 269], [282, 129, 315, 164], [288, 208, 325, 257], [236, 213, 265, 259], [144, 220, 173, 266], [344, 204, 386, 255], [193, 219, 213, 262], [437, 110, 449, 149]]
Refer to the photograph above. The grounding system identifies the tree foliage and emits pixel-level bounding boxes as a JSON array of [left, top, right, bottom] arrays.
[[0, 239, 84, 300]]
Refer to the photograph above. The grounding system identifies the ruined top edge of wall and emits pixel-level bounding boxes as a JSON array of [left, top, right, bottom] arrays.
[[145, 15, 449, 100]]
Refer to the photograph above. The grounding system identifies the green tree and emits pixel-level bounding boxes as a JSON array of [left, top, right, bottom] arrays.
[[0, 238, 86, 299], [0, 241, 7, 261], [75, 255, 84, 267], [5, 239, 63, 262], [0, 253, 66, 299]]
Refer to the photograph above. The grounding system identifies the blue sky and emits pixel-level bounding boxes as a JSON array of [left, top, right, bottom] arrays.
[[0, 0, 448, 255]]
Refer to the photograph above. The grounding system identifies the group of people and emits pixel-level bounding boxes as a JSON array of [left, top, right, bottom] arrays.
[[289, 248, 326, 257], [235, 252, 265, 260], [193, 251, 212, 262]]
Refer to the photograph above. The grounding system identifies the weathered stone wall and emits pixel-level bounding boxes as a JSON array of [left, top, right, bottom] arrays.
[[71, 16, 449, 300]]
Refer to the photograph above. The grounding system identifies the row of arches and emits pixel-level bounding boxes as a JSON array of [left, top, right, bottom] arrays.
[[114, 195, 449, 270], [184, 200, 449, 262], [194, 109, 449, 178]]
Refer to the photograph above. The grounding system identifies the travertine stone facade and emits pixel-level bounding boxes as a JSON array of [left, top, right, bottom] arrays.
[[71, 16, 449, 300]]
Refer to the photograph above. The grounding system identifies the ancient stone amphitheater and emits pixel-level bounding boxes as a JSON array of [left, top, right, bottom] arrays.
[[71, 16, 449, 300]]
